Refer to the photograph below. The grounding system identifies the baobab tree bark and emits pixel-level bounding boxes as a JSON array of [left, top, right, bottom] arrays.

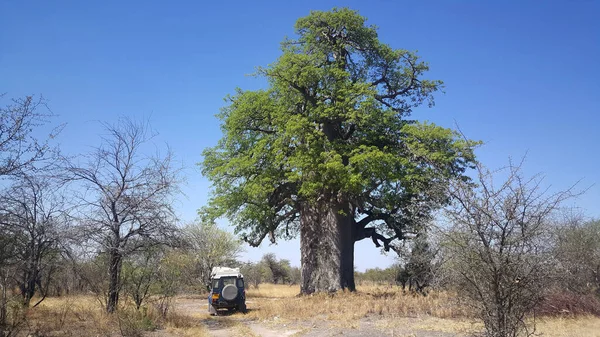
[[300, 199, 355, 294]]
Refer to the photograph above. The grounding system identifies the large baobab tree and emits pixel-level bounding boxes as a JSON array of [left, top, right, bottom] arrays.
[[201, 8, 478, 294]]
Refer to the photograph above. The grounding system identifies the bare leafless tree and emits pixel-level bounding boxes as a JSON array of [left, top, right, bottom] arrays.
[[0, 173, 69, 307], [0, 94, 61, 177], [443, 159, 579, 337], [64, 117, 181, 313], [0, 94, 62, 334]]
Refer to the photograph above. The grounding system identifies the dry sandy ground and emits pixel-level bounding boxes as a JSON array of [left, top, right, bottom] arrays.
[[167, 297, 474, 337]]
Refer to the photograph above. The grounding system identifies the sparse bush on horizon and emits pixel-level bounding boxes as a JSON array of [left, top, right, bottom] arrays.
[[553, 217, 600, 296]]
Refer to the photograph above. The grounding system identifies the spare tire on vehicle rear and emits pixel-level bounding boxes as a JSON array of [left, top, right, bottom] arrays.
[[221, 284, 238, 301]]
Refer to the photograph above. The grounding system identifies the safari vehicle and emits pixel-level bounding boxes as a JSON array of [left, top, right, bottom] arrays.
[[207, 266, 246, 315]]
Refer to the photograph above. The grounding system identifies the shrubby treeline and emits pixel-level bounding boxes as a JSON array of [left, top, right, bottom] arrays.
[[0, 92, 291, 324], [353, 160, 596, 337], [0, 93, 291, 333], [0, 97, 241, 335]]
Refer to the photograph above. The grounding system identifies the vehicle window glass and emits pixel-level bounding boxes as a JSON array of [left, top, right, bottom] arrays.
[[212, 279, 219, 288], [237, 279, 244, 288], [222, 277, 235, 286]]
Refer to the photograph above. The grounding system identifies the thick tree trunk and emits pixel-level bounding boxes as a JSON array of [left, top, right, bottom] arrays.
[[300, 199, 355, 294], [106, 249, 122, 313], [21, 269, 37, 307], [20, 253, 38, 307]]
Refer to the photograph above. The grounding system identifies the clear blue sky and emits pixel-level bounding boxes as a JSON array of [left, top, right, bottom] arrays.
[[2, 0, 599, 271]]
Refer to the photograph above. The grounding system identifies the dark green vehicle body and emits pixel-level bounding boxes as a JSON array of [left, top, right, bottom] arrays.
[[208, 267, 246, 314]]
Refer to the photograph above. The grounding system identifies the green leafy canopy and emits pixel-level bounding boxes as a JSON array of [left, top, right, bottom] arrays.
[[200, 8, 479, 249]]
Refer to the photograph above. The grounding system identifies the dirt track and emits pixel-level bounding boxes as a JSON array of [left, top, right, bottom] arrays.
[[169, 297, 467, 337]]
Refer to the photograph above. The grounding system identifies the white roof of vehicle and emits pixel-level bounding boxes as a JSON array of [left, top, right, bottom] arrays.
[[211, 266, 243, 278]]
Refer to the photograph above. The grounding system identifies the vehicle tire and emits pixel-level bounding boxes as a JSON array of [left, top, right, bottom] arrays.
[[238, 302, 247, 314], [221, 284, 238, 301]]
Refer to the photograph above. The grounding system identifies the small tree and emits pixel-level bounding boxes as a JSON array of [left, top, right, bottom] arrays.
[[153, 251, 191, 318], [65, 118, 180, 313], [183, 222, 243, 286], [444, 160, 577, 337], [396, 233, 435, 294], [0, 174, 68, 307], [261, 253, 291, 284], [289, 266, 301, 285], [240, 261, 269, 289], [121, 248, 163, 310]]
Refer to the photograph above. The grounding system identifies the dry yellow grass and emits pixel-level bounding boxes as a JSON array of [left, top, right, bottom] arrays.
[[232, 323, 260, 337], [22, 294, 209, 337], [246, 283, 299, 298], [26, 295, 115, 336], [161, 326, 209, 337], [535, 316, 600, 337], [245, 283, 470, 322], [395, 316, 600, 337], [375, 316, 482, 336], [14, 285, 600, 337], [245, 284, 600, 336]]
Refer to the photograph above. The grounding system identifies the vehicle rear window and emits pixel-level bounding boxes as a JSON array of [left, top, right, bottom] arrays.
[[212, 279, 219, 288], [222, 277, 236, 286], [237, 278, 244, 288]]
